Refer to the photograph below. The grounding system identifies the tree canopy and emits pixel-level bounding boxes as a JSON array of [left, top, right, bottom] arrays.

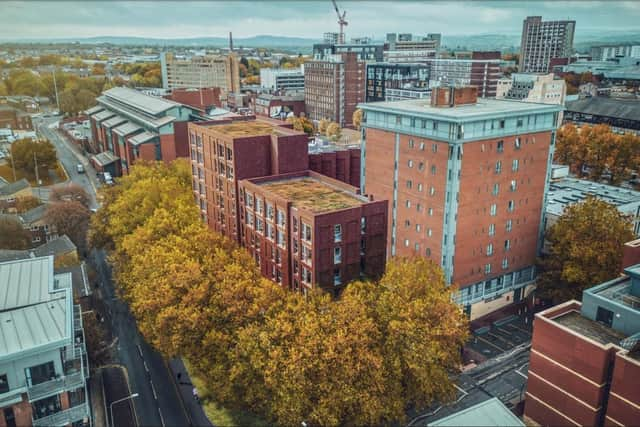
[[9, 138, 57, 179], [0, 216, 31, 250], [90, 160, 468, 426], [537, 196, 635, 303]]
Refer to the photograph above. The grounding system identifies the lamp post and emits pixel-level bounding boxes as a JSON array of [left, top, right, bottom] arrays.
[[109, 393, 139, 427]]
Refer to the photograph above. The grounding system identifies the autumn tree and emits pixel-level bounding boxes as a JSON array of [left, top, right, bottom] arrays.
[[14, 195, 41, 213], [0, 216, 31, 249], [318, 118, 329, 134], [9, 138, 57, 178], [45, 201, 91, 253], [325, 121, 341, 141], [286, 116, 314, 135], [538, 196, 635, 303], [50, 183, 91, 208], [352, 109, 363, 130]]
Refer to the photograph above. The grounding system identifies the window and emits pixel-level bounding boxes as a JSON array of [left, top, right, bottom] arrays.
[[485, 263, 492, 274], [334, 268, 341, 286], [487, 243, 494, 256], [408, 159, 413, 168], [431, 165, 437, 175], [334, 247, 342, 264], [277, 230, 285, 247], [488, 224, 495, 236], [495, 160, 502, 174], [508, 200, 515, 212], [492, 183, 499, 196], [405, 219, 411, 227], [396, 115, 402, 124], [255, 197, 263, 215], [433, 121, 438, 130], [302, 245, 312, 264], [404, 239, 410, 247], [499, 120, 505, 129], [0, 374, 8, 393], [302, 223, 312, 242], [425, 248, 431, 256], [418, 162, 425, 171], [406, 180, 413, 189], [416, 203, 422, 212], [334, 224, 342, 242], [517, 119, 523, 128], [417, 183, 423, 192], [266, 223, 275, 241], [428, 207, 433, 216], [406, 200, 411, 208], [515, 137, 521, 149], [409, 139, 414, 148], [432, 143, 438, 153], [490, 204, 497, 216], [512, 159, 519, 172], [416, 224, 422, 232], [361, 217, 366, 234], [302, 267, 312, 284], [430, 187, 435, 196], [419, 142, 425, 150], [504, 239, 511, 251], [266, 203, 274, 220], [277, 209, 285, 227], [245, 192, 254, 208], [502, 258, 509, 269], [427, 228, 433, 237], [414, 242, 420, 251], [497, 140, 504, 153], [506, 220, 512, 232], [510, 180, 517, 192]]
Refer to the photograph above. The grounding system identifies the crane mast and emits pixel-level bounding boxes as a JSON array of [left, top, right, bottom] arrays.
[[331, 0, 348, 44]]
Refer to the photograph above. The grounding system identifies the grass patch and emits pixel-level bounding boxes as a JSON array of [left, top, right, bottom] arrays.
[[0, 161, 67, 186], [184, 360, 270, 427]]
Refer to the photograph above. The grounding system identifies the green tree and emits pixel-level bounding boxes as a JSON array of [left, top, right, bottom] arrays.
[[538, 197, 635, 303], [9, 138, 57, 179], [0, 216, 31, 249]]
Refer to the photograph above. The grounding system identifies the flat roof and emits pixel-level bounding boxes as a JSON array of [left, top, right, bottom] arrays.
[[102, 115, 127, 128], [112, 121, 143, 137], [129, 130, 158, 146], [429, 397, 524, 426], [258, 177, 366, 213], [207, 121, 295, 137], [554, 310, 627, 345], [92, 151, 119, 166], [360, 96, 561, 121], [0, 256, 53, 311], [97, 97, 176, 129], [103, 87, 181, 115], [546, 178, 640, 216], [93, 110, 116, 122], [85, 105, 104, 116]]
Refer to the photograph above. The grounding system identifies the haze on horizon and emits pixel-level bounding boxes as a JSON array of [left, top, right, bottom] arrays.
[[1, 0, 640, 40]]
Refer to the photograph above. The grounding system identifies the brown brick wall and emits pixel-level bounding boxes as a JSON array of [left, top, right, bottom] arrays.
[[606, 353, 640, 426]]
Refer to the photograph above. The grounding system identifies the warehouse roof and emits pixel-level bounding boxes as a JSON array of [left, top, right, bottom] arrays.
[[565, 97, 640, 122], [129, 130, 158, 146], [102, 115, 127, 129], [428, 397, 524, 426], [112, 121, 143, 137], [102, 87, 181, 115]]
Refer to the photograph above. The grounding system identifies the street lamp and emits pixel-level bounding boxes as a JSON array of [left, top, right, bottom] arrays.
[[109, 393, 139, 427]]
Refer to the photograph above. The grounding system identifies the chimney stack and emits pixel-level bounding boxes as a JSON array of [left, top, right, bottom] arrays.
[[430, 85, 478, 108], [229, 31, 233, 52]]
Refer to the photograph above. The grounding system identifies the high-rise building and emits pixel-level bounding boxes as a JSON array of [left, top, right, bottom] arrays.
[[524, 262, 640, 427], [427, 52, 502, 98], [0, 256, 91, 427], [259, 67, 305, 92], [160, 52, 240, 98], [519, 16, 576, 73], [384, 33, 441, 63], [365, 63, 430, 102], [312, 41, 385, 62], [187, 119, 387, 292], [304, 53, 365, 127], [359, 86, 563, 319]]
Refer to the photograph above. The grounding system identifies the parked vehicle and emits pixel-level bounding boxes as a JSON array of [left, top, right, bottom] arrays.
[[76, 164, 85, 174], [103, 172, 114, 185]]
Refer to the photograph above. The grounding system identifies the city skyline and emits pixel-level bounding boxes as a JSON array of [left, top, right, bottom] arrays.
[[2, 1, 640, 40]]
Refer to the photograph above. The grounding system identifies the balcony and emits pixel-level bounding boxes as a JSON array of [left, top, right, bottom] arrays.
[[27, 371, 84, 402], [32, 402, 90, 427]]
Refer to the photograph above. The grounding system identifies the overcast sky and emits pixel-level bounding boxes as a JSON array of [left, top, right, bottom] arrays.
[[2, 1, 639, 39]]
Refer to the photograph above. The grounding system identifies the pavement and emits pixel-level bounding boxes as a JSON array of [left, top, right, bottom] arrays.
[[168, 359, 213, 427], [35, 117, 203, 427]]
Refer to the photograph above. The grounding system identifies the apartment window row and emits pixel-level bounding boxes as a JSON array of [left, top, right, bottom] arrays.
[[406, 159, 438, 175]]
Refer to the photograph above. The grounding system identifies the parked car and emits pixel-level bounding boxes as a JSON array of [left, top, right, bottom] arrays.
[[103, 172, 114, 185], [76, 164, 85, 174]]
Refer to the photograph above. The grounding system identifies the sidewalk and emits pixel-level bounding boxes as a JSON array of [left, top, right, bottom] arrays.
[[168, 358, 213, 427]]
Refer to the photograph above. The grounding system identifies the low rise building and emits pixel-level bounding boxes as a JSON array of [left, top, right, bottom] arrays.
[[87, 87, 202, 175], [545, 177, 640, 236], [238, 171, 387, 294], [0, 256, 90, 427], [524, 265, 640, 427], [0, 106, 32, 131], [254, 93, 305, 120], [164, 87, 222, 112], [259, 67, 305, 92], [564, 97, 640, 135], [0, 179, 33, 209]]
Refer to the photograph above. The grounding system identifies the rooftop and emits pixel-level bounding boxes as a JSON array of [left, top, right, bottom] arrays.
[[102, 87, 181, 116], [102, 115, 127, 129], [259, 177, 366, 213], [91, 151, 119, 166], [428, 397, 524, 427], [546, 177, 640, 216], [19, 203, 47, 224], [0, 178, 30, 196], [85, 105, 104, 116], [554, 310, 627, 345], [207, 121, 296, 137], [112, 121, 142, 137], [0, 256, 53, 311], [92, 110, 116, 122], [360, 96, 561, 121], [566, 97, 640, 122], [128, 131, 158, 146]]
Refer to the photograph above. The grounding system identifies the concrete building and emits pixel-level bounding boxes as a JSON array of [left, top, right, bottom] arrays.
[[88, 87, 201, 175], [520, 16, 576, 73], [365, 63, 430, 102], [383, 33, 441, 63], [160, 52, 240, 98], [564, 97, 640, 135], [524, 265, 640, 427], [312, 41, 385, 62], [0, 256, 90, 427], [591, 44, 640, 61], [304, 53, 365, 127], [426, 53, 502, 98], [359, 86, 562, 319], [239, 171, 387, 294], [496, 73, 566, 125], [254, 93, 305, 120], [545, 177, 640, 236], [187, 118, 385, 291], [385, 87, 431, 101], [259, 67, 305, 92]]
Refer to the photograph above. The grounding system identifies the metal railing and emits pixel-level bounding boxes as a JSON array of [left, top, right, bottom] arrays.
[[32, 402, 89, 427], [27, 371, 84, 402]]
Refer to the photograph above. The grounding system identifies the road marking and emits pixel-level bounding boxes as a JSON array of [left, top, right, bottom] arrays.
[[137, 344, 143, 358], [158, 407, 166, 427], [143, 361, 149, 373], [150, 380, 158, 400]]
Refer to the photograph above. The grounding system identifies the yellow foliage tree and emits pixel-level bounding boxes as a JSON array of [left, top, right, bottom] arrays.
[[352, 109, 363, 130]]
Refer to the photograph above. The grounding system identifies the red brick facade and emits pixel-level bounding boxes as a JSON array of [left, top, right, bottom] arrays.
[[308, 148, 361, 188], [165, 87, 222, 112]]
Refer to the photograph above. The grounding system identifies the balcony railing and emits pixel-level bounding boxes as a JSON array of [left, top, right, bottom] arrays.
[[27, 371, 84, 402], [32, 402, 89, 427]]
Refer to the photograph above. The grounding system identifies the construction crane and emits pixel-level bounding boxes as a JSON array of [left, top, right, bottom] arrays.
[[331, 0, 348, 44]]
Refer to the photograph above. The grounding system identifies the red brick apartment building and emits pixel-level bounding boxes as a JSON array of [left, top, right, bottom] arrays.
[[239, 171, 386, 293], [524, 262, 640, 426], [187, 118, 386, 292], [87, 87, 201, 176], [304, 52, 365, 128], [359, 86, 563, 319]]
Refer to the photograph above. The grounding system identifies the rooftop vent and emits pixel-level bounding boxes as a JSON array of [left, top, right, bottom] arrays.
[[430, 86, 478, 108]]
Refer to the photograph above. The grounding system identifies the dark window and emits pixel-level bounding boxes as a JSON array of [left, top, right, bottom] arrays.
[[0, 374, 8, 393], [596, 306, 614, 327]]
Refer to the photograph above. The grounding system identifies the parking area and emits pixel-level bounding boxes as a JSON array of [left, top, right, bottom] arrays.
[[466, 314, 533, 362]]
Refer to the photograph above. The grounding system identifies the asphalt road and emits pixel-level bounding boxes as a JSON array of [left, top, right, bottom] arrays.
[[36, 119, 192, 427]]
